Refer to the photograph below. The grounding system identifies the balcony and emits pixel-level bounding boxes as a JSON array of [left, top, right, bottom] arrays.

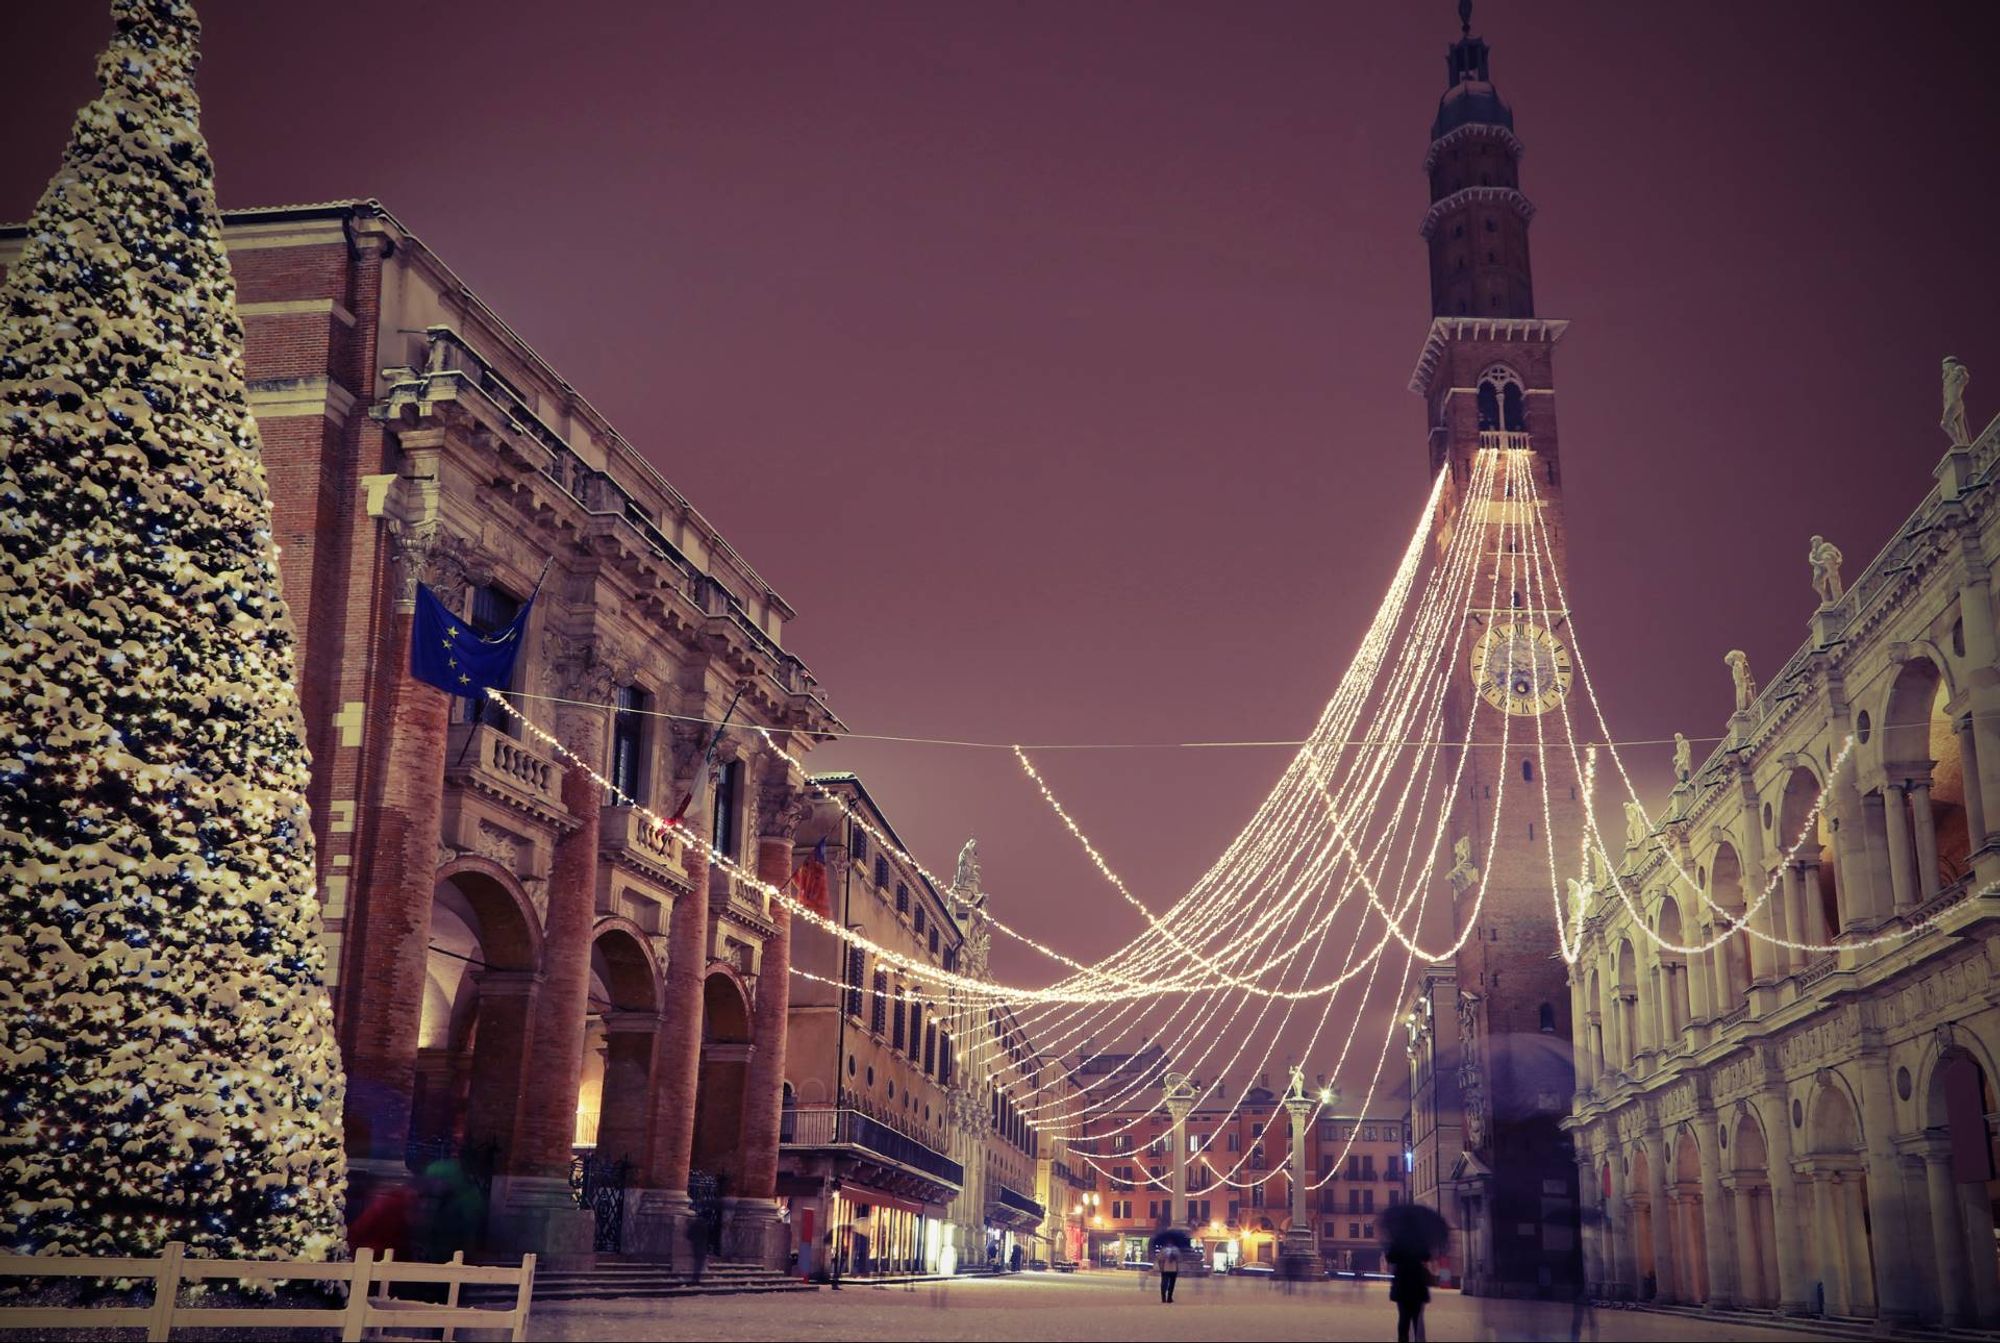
[[988, 1183, 1048, 1231], [445, 721, 566, 827], [780, 1107, 963, 1191], [599, 803, 689, 885], [1477, 430, 1532, 453]]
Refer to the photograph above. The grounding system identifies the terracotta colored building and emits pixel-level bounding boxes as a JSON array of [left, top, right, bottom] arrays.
[[2, 200, 840, 1266]]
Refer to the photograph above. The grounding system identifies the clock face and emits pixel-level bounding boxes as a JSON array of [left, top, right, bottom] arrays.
[[1470, 620, 1574, 716]]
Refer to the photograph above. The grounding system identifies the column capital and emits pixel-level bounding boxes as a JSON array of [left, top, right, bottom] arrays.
[[753, 758, 812, 842]]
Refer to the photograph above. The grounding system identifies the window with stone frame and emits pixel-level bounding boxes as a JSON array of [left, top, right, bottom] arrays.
[[892, 986, 906, 1049], [871, 970, 888, 1034], [463, 583, 522, 733], [896, 882, 910, 916], [610, 684, 648, 800]]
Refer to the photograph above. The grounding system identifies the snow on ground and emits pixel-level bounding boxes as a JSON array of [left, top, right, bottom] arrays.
[[525, 1270, 1835, 1341]]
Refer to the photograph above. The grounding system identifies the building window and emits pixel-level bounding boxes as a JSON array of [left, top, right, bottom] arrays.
[[850, 829, 867, 865], [1349, 1189, 1361, 1213], [923, 1023, 936, 1076], [913, 905, 926, 936], [610, 685, 648, 799], [892, 988, 906, 1050], [928, 927, 940, 957], [844, 946, 864, 1018], [1227, 1131, 1240, 1153], [871, 971, 888, 1034], [1250, 1184, 1265, 1209], [1364, 1189, 1375, 1213], [938, 1032, 952, 1087], [710, 758, 741, 859], [1539, 1001, 1556, 1033], [1521, 757, 1534, 783], [908, 1000, 923, 1061], [895, 882, 910, 915]]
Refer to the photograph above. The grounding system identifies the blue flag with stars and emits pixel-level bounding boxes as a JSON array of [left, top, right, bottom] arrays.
[[411, 582, 531, 700]]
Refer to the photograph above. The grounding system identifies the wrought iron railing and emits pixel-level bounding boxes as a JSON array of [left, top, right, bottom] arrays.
[[780, 1107, 964, 1187], [570, 1153, 631, 1254], [996, 1184, 1045, 1221]]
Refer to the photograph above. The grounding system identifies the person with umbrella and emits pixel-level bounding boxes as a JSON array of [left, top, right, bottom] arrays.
[[1380, 1202, 1448, 1343], [1149, 1228, 1190, 1304]]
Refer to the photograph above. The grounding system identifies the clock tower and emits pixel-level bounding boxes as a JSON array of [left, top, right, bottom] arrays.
[[1403, 0, 1584, 1299]]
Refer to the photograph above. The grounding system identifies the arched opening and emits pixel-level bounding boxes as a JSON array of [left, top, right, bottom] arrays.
[[1807, 1084, 1876, 1317], [1730, 1110, 1780, 1307], [1477, 380, 1500, 431], [1655, 898, 1691, 1041], [578, 923, 661, 1166], [409, 866, 542, 1167], [1628, 1147, 1658, 1298], [1923, 1047, 2000, 1324], [1502, 382, 1526, 432], [1672, 1129, 1710, 1304], [1778, 765, 1841, 948], [1615, 940, 1641, 1062], [692, 969, 755, 1186], [1586, 967, 1606, 1077], [1882, 657, 1969, 909], [1710, 842, 1752, 1005]]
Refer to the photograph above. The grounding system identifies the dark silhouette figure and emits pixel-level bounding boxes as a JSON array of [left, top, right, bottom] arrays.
[[1387, 1246, 1431, 1343], [1156, 1244, 1181, 1302], [683, 1214, 709, 1286]]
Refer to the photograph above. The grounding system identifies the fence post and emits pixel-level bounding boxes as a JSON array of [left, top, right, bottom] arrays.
[[373, 1247, 394, 1300], [341, 1247, 374, 1342], [443, 1250, 464, 1343], [511, 1253, 537, 1340], [146, 1241, 183, 1342]]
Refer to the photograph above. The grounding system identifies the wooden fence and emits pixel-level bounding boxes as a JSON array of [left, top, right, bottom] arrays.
[[0, 1241, 535, 1340]]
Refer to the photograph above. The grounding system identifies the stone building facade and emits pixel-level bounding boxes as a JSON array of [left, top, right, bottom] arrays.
[[1564, 394, 2000, 1328], [0, 200, 840, 1265], [780, 775, 966, 1277]]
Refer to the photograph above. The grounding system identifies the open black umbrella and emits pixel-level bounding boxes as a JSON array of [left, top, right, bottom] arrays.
[[1378, 1202, 1449, 1260], [1148, 1228, 1192, 1251]]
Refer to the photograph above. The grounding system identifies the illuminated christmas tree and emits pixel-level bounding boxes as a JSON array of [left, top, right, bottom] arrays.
[[0, 0, 347, 1258]]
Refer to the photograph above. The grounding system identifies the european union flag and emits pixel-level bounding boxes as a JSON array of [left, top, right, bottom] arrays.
[[411, 582, 531, 700]]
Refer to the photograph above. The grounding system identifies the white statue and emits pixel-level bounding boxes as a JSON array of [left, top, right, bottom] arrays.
[[1566, 875, 1594, 921], [953, 836, 982, 900], [1809, 535, 1844, 606], [1672, 732, 1692, 785], [1725, 649, 1756, 713], [1623, 800, 1650, 848], [1943, 357, 1971, 447]]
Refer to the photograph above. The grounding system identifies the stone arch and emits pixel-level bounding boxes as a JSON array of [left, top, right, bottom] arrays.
[[1777, 763, 1842, 942], [1671, 1126, 1710, 1303], [1729, 1106, 1780, 1307], [692, 966, 756, 1182], [1880, 653, 1970, 902], [1586, 965, 1606, 1075], [1806, 1077, 1875, 1316], [576, 920, 663, 1162], [406, 862, 545, 1158], [1627, 1143, 1660, 1297], [1709, 841, 1753, 1003], [1915, 1030, 2000, 1323], [1615, 939, 1641, 1061]]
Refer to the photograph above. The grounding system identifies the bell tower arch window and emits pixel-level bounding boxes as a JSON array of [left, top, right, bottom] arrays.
[[1475, 365, 1527, 433]]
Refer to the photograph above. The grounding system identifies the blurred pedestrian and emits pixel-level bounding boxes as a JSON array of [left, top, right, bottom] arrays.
[[1387, 1244, 1431, 1343], [1155, 1242, 1182, 1303]]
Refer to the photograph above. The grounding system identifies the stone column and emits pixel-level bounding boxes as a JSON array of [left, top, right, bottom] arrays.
[[1694, 1115, 1735, 1308], [1728, 1181, 1763, 1306], [1605, 1147, 1632, 1298], [1811, 1172, 1848, 1315], [343, 516, 451, 1178], [1281, 1078, 1315, 1260], [1644, 1138, 1677, 1301], [1880, 786, 1918, 917], [463, 970, 542, 1154], [1799, 861, 1827, 947], [628, 740, 715, 1258], [1576, 1151, 1604, 1296], [1779, 865, 1807, 972], [1858, 1056, 1919, 1322], [1960, 1176, 2000, 1323], [1164, 1073, 1197, 1232], [1909, 779, 1940, 900], [1918, 1146, 1972, 1326], [1761, 1099, 1810, 1315], [728, 764, 809, 1266], [493, 685, 607, 1252], [594, 1011, 663, 1168], [1957, 714, 1991, 851]]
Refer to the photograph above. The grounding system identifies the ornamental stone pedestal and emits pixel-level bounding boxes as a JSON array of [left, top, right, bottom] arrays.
[[1280, 1073, 1318, 1271]]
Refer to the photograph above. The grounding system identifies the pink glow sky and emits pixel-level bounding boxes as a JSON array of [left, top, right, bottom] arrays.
[[7, 2, 1999, 1096]]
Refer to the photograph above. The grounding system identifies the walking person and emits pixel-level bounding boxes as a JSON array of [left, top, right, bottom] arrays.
[[825, 1230, 842, 1291], [1386, 1244, 1430, 1343], [1155, 1242, 1181, 1304]]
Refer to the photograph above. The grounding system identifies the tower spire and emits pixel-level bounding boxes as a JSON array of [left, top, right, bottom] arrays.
[[1459, 0, 1473, 38]]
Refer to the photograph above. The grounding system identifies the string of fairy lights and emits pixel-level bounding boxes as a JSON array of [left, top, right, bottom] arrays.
[[483, 444, 1978, 1193]]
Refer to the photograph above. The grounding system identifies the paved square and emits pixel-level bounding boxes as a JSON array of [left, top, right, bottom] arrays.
[[527, 1272, 1834, 1341]]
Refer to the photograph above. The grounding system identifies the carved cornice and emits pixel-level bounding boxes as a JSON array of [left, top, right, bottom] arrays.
[[1408, 315, 1569, 399], [1417, 185, 1536, 242], [1422, 121, 1525, 174]]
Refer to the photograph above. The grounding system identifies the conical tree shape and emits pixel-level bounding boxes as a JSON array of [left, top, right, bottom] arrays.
[[0, 0, 346, 1258]]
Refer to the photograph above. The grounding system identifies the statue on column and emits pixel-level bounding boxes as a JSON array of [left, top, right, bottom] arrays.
[[1623, 800, 1650, 849], [1943, 356, 1971, 447], [1808, 536, 1844, 606], [1724, 649, 1756, 713], [1672, 732, 1693, 785]]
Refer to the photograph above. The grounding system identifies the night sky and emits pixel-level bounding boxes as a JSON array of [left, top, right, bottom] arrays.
[[7, 2, 1998, 1096]]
